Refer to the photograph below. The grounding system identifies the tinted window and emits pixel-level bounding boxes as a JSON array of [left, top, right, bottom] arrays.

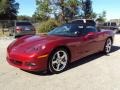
[[111, 22, 116, 26], [71, 20, 96, 26], [103, 23, 108, 26], [108, 22, 110, 26], [83, 26, 97, 35], [86, 20, 96, 26], [70, 20, 84, 25], [16, 22, 32, 26], [48, 23, 84, 36]]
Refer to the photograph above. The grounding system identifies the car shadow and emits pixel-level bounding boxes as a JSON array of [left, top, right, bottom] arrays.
[[24, 45, 120, 76]]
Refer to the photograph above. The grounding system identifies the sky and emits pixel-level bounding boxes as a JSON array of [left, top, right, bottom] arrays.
[[93, 0, 120, 20], [16, 0, 36, 16], [16, 0, 120, 20]]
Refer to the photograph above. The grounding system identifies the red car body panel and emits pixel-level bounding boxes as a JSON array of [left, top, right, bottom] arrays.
[[7, 30, 114, 71]]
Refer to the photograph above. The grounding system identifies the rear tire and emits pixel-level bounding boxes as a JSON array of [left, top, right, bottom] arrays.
[[103, 38, 112, 54], [48, 48, 69, 74]]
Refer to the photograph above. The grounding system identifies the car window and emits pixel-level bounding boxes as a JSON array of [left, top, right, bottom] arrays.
[[48, 23, 84, 37], [108, 22, 110, 26], [16, 22, 32, 26], [83, 26, 97, 35], [103, 23, 108, 26], [70, 20, 84, 25], [86, 20, 96, 26], [111, 23, 116, 26]]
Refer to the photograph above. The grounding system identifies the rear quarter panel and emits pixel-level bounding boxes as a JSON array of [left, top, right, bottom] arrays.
[[101, 29, 115, 42], [98, 29, 114, 50]]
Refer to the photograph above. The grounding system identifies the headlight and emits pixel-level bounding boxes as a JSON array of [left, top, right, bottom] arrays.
[[30, 45, 46, 51], [25, 45, 46, 54]]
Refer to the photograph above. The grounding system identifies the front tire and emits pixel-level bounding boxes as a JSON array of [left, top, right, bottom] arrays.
[[103, 38, 112, 54], [48, 48, 69, 74]]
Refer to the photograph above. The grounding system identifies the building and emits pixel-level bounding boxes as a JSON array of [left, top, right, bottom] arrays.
[[110, 19, 120, 25]]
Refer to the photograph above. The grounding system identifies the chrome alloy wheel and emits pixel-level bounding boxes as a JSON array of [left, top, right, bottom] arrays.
[[105, 38, 112, 53], [51, 50, 68, 72]]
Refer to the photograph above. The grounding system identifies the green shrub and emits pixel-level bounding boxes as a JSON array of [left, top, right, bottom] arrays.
[[38, 19, 61, 33]]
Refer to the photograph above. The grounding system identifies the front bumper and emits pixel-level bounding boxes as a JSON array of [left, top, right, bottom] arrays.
[[7, 54, 48, 72]]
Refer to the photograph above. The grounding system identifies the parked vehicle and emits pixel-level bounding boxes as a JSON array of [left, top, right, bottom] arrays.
[[101, 22, 118, 33], [117, 25, 120, 32], [7, 19, 114, 74], [9, 21, 36, 37]]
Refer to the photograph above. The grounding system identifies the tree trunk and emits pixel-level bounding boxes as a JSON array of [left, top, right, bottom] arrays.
[[60, 0, 65, 23]]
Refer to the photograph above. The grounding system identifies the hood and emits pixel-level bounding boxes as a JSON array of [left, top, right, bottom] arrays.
[[8, 35, 66, 55], [14, 34, 63, 47]]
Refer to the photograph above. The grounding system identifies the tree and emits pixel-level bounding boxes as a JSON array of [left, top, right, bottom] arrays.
[[90, 12, 97, 19], [49, 0, 82, 22], [65, 0, 81, 20], [35, 0, 83, 22], [35, 0, 51, 21], [32, 13, 38, 23], [0, 0, 19, 20], [17, 15, 32, 21], [17, 15, 39, 23], [82, 0, 93, 19], [96, 11, 106, 22], [0, 0, 19, 35], [35, 0, 105, 23]]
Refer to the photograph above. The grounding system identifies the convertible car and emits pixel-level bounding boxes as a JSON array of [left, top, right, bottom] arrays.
[[7, 20, 114, 74]]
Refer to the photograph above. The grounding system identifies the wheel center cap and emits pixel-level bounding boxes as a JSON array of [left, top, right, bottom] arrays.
[[57, 59, 62, 64]]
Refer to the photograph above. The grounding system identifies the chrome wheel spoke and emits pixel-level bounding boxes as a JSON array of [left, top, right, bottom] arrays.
[[57, 52, 60, 58], [61, 55, 65, 59], [56, 63, 60, 71], [52, 60, 58, 64], [60, 60, 66, 66]]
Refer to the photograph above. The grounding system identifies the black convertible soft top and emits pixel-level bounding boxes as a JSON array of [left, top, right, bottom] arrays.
[[69, 19, 96, 27]]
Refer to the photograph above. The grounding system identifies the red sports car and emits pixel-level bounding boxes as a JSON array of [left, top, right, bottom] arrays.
[[7, 20, 114, 74]]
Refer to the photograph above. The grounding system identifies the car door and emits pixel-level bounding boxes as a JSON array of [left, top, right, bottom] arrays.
[[81, 26, 99, 55], [68, 25, 97, 62], [68, 36, 89, 62]]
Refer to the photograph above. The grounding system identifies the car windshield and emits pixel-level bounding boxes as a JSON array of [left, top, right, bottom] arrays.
[[48, 23, 84, 37]]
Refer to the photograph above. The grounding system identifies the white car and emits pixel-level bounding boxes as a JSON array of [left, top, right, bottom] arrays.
[[117, 26, 120, 32]]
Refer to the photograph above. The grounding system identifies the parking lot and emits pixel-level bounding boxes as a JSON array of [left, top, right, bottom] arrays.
[[0, 35, 120, 90]]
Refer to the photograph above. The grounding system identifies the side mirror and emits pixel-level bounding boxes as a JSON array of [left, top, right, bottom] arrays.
[[74, 31, 80, 36], [87, 32, 95, 37], [84, 32, 96, 40]]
